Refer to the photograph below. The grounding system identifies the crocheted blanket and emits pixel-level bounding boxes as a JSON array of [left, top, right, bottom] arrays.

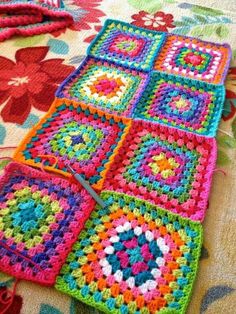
[[0, 1, 236, 314]]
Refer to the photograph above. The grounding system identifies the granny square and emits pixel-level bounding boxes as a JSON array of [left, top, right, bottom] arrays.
[[132, 71, 225, 136], [0, 162, 96, 285], [87, 19, 166, 71], [56, 191, 202, 314], [104, 120, 217, 221], [56, 57, 149, 117], [154, 34, 231, 84], [13, 98, 131, 189]]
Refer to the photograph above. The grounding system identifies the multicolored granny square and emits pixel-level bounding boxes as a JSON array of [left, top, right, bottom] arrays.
[[56, 57, 149, 117], [13, 98, 131, 189], [56, 191, 202, 314], [0, 162, 95, 285], [87, 19, 166, 71], [154, 34, 231, 84], [104, 120, 217, 221], [133, 71, 225, 136]]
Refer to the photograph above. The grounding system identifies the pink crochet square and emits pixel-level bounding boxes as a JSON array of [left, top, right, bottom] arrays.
[[0, 162, 95, 285]]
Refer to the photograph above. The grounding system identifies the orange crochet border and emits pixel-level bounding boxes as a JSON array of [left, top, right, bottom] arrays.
[[154, 34, 231, 84], [13, 97, 132, 190]]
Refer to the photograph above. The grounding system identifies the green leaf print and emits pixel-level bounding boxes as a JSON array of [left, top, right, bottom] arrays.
[[232, 117, 236, 139], [190, 25, 215, 37], [190, 5, 224, 17], [14, 34, 45, 47], [217, 135, 236, 149], [232, 49, 236, 60], [127, 0, 175, 14], [194, 14, 208, 24], [215, 25, 229, 38], [217, 150, 231, 166], [172, 15, 232, 39]]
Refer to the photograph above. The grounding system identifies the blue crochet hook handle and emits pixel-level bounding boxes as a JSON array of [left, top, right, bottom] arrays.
[[66, 165, 106, 208]]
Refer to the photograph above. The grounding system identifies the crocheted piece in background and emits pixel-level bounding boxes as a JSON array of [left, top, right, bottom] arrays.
[[56, 57, 149, 117], [104, 120, 216, 222], [56, 191, 202, 314], [0, 162, 96, 285], [13, 98, 131, 189], [154, 34, 231, 84], [0, 0, 73, 41], [133, 71, 225, 136], [87, 19, 166, 71]]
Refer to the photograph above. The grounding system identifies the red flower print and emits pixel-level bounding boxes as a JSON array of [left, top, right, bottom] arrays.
[[52, 0, 105, 37], [131, 11, 175, 32], [0, 286, 22, 314], [0, 46, 74, 124], [71, 0, 105, 31], [223, 67, 236, 121], [84, 25, 102, 43]]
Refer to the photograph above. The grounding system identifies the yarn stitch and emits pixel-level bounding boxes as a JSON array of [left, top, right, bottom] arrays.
[[13, 98, 131, 189], [132, 71, 225, 136], [55, 191, 202, 314], [56, 57, 149, 117], [87, 19, 166, 71], [154, 34, 231, 84], [0, 162, 96, 285], [0, 0, 73, 41], [104, 119, 217, 222]]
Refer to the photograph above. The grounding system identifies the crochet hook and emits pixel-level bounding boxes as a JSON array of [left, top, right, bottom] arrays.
[[66, 165, 106, 208]]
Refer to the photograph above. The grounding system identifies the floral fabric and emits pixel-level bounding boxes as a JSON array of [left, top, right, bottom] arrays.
[[131, 10, 175, 31], [0, 47, 74, 124], [0, 0, 236, 313]]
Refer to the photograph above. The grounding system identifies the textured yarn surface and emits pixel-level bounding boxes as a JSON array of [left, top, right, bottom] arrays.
[[154, 34, 231, 84], [87, 19, 166, 71], [0, 0, 73, 41], [56, 57, 149, 117], [13, 98, 131, 189], [0, 162, 95, 285], [104, 119, 217, 222], [56, 191, 203, 314], [133, 71, 225, 136]]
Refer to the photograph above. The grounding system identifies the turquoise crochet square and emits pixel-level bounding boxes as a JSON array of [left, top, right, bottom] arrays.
[[87, 19, 166, 71]]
